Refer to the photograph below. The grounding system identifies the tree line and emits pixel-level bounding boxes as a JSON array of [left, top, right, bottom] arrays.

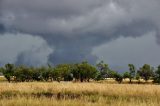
[[0, 61, 160, 84]]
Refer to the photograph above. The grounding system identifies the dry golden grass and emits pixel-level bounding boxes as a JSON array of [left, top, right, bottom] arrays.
[[0, 82, 160, 106], [0, 96, 159, 106], [0, 76, 6, 82]]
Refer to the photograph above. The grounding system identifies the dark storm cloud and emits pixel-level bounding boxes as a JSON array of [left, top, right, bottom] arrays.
[[92, 31, 160, 72], [0, 0, 160, 65], [0, 24, 5, 33], [0, 0, 4, 33], [0, 33, 53, 66], [1, 0, 105, 17]]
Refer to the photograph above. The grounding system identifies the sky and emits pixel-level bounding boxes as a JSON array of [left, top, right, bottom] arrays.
[[0, 0, 160, 71]]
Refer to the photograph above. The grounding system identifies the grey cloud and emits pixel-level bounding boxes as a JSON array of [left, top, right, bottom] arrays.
[[92, 31, 160, 72], [1, 0, 159, 37], [0, 0, 160, 65], [1, 0, 105, 17], [0, 24, 5, 33], [0, 33, 53, 66]]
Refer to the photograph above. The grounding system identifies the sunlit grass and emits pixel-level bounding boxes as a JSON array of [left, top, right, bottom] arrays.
[[0, 76, 6, 82], [0, 96, 159, 106], [0, 82, 160, 106]]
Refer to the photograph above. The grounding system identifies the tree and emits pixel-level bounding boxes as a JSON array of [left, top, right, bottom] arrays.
[[136, 72, 141, 84], [114, 72, 123, 83], [32, 67, 43, 81], [96, 61, 111, 79], [52, 64, 73, 82], [72, 61, 98, 82], [59, 64, 73, 81], [14, 65, 32, 82], [47, 65, 55, 81], [94, 71, 103, 81], [128, 64, 136, 83], [1, 63, 15, 82], [71, 64, 80, 81], [123, 72, 130, 79], [138, 64, 153, 82], [40, 66, 51, 81], [153, 65, 160, 83]]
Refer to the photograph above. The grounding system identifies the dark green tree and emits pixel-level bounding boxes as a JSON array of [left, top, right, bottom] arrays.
[[138, 64, 153, 82], [114, 72, 123, 83], [14, 65, 32, 82], [1, 63, 15, 82], [153, 65, 160, 83], [73, 61, 98, 82], [136, 72, 141, 84], [60, 64, 73, 81], [128, 64, 136, 83], [107, 70, 117, 78], [123, 71, 130, 79], [71, 64, 81, 81], [40, 66, 51, 81], [52, 64, 73, 82], [32, 67, 43, 81], [96, 61, 111, 79]]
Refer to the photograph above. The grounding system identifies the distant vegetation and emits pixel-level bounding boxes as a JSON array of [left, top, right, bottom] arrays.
[[0, 61, 160, 84]]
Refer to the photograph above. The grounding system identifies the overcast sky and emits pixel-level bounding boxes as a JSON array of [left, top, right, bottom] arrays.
[[0, 0, 160, 70]]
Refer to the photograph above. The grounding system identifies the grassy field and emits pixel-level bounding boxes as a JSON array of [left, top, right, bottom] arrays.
[[0, 80, 160, 106]]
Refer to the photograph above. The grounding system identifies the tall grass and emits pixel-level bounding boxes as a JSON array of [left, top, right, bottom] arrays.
[[0, 82, 160, 106]]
